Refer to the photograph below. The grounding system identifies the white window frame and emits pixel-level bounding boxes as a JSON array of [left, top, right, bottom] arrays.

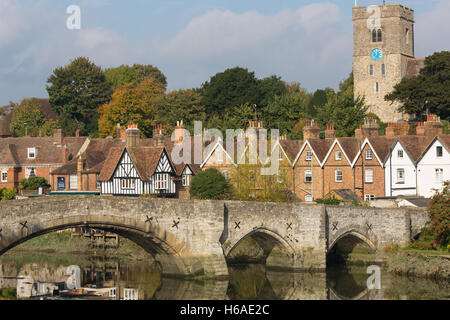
[[27, 148, 36, 159], [365, 169, 373, 183], [121, 179, 135, 190], [155, 173, 168, 190], [1, 169, 7, 183], [396, 168, 405, 184], [306, 151, 313, 161], [304, 170, 312, 184], [366, 149, 373, 160], [435, 168, 443, 183], [436, 146, 443, 157], [217, 151, 223, 164], [398, 150, 404, 158], [305, 194, 313, 202], [69, 174, 78, 190], [335, 170, 343, 183], [25, 167, 36, 179], [335, 151, 342, 161], [182, 174, 190, 186], [365, 194, 375, 201]]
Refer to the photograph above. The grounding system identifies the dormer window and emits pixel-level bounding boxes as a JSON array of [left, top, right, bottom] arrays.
[[28, 148, 36, 159]]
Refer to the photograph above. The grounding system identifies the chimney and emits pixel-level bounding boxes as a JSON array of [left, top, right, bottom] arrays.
[[303, 120, 320, 140], [325, 125, 336, 140], [154, 124, 165, 147], [361, 117, 379, 137], [62, 146, 68, 164], [355, 125, 363, 140], [53, 129, 64, 145], [423, 114, 443, 136], [386, 123, 396, 137], [174, 120, 186, 144], [247, 120, 264, 146], [75, 129, 81, 137], [126, 124, 141, 148], [416, 122, 425, 136], [116, 124, 127, 140], [77, 157, 84, 191]]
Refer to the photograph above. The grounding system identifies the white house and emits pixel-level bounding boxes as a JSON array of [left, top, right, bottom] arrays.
[[416, 136, 450, 198]]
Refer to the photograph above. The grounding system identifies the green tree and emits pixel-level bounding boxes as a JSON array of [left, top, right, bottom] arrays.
[[385, 51, 450, 119], [10, 99, 46, 137], [20, 176, 51, 190], [316, 73, 368, 137], [104, 64, 167, 91], [155, 89, 206, 134], [201, 67, 261, 115], [257, 75, 288, 107], [46, 57, 112, 136], [1, 188, 18, 200], [427, 181, 450, 247], [190, 168, 233, 200]]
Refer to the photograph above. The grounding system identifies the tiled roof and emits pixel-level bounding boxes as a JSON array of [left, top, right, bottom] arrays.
[[280, 140, 303, 163], [336, 137, 361, 163], [308, 139, 334, 163], [367, 136, 398, 163], [398, 135, 435, 162]]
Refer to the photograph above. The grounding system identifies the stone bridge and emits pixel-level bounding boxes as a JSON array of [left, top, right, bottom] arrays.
[[0, 196, 429, 278]]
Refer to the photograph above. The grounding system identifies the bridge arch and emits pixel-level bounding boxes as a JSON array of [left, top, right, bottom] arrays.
[[224, 227, 295, 268], [328, 229, 376, 254]]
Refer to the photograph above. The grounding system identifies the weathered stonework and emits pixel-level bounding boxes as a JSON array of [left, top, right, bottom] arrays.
[[0, 196, 429, 278]]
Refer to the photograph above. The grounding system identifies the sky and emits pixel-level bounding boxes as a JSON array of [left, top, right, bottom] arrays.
[[0, 0, 449, 106]]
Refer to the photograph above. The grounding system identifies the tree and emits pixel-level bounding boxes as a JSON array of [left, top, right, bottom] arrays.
[[104, 64, 167, 91], [98, 78, 165, 138], [316, 73, 368, 137], [201, 67, 261, 116], [46, 57, 112, 136], [20, 176, 51, 191], [10, 99, 46, 137], [154, 89, 205, 134], [427, 181, 450, 247], [257, 75, 288, 107], [385, 51, 450, 119], [190, 168, 232, 200]]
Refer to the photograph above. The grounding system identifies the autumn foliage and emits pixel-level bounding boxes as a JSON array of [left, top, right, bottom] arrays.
[[427, 181, 450, 247], [98, 78, 165, 138]]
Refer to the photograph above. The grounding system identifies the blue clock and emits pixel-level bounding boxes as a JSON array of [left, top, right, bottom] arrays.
[[370, 48, 383, 62]]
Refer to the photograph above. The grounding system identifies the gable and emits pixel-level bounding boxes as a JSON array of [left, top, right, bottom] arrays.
[[351, 139, 383, 167], [322, 140, 352, 167], [113, 150, 139, 178], [385, 140, 415, 166], [293, 141, 322, 167], [182, 165, 193, 175], [155, 150, 175, 174]]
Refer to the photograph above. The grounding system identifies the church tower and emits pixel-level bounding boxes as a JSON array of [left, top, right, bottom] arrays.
[[353, 4, 415, 122]]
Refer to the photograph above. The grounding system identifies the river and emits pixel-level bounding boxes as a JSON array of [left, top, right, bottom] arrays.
[[0, 252, 448, 300]]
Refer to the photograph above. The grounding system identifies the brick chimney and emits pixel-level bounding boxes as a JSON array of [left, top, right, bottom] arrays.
[[247, 120, 264, 146], [61, 145, 68, 164], [154, 124, 165, 147], [416, 122, 425, 136], [303, 120, 320, 140], [126, 124, 141, 148], [422, 114, 443, 136], [116, 124, 127, 140], [361, 117, 379, 137], [53, 129, 64, 145], [355, 125, 363, 140], [174, 120, 186, 144], [386, 123, 396, 137], [77, 156, 84, 191], [325, 125, 336, 140]]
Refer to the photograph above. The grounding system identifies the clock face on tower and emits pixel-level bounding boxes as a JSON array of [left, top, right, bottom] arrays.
[[370, 48, 383, 62]]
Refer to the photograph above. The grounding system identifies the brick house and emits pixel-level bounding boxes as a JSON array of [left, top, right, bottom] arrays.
[[0, 130, 87, 190]]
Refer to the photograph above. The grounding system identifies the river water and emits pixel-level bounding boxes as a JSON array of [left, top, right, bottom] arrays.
[[0, 252, 448, 300]]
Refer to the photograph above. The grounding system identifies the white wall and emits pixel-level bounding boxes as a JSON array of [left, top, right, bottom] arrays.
[[385, 142, 417, 197], [417, 139, 450, 198]]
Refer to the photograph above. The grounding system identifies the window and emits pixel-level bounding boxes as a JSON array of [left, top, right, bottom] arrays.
[[306, 151, 312, 161], [381, 64, 386, 75], [278, 150, 283, 161], [25, 167, 36, 179], [27, 148, 36, 159], [155, 173, 168, 190], [436, 146, 443, 157], [304, 170, 312, 184], [335, 151, 342, 161], [217, 151, 223, 163], [369, 64, 374, 76], [121, 179, 135, 190], [1, 169, 7, 182], [366, 149, 373, 160], [305, 194, 313, 202], [375, 82, 380, 93], [377, 29, 382, 42], [372, 29, 377, 42], [396, 169, 405, 184], [96, 174, 101, 189], [69, 174, 78, 190], [405, 28, 410, 44], [398, 150, 404, 158], [365, 169, 373, 183], [365, 194, 375, 201], [182, 174, 190, 186], [435, 168, 443, 183], [335, 170, 343, 183]]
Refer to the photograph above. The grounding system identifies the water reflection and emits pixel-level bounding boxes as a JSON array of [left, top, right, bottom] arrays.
[[0, 254, 448, 300]]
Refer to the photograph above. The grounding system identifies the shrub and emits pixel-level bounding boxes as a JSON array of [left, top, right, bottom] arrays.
[[315, 195, 342, 205], [190, 168, 232, 200], [427, 181, 450, 247], [1, 188, 18, 201], [19, 176, 50, 190]]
